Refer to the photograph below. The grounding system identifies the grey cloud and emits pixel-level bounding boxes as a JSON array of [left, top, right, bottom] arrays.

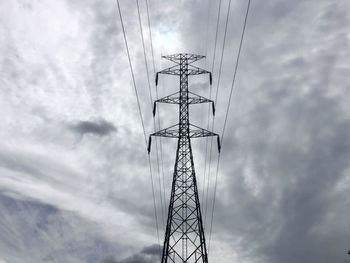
[[101, 244, 161, 263], [247, 90, 350, 263], [1, 0, 350, 263], [175, 1, 350, 263], [68, 119, 117, 137], [141, 244, 161, 256], [0, 147, 82, 191], [0, 194, 121, 263], [0, 149, 45, 178]]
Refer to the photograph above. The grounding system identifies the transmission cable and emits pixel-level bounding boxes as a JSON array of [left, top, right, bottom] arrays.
[[220, 0, 250, 144], [145, 0, 168, 224], [136, 0, 166, 231], [204, 0, 232, 229], [210, 0, 223, 75], [202, 0, 223, 226], [203, 0, 211, 59], [200, 0, 211, 203], [115, 0, 162, 259], [207, 0, 252, 255]]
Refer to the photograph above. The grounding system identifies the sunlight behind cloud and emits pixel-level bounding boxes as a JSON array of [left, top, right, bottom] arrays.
[[154, 30, 181, 54]]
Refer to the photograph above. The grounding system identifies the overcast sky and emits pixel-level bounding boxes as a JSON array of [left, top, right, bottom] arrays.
[[1, 0, 350, 263]]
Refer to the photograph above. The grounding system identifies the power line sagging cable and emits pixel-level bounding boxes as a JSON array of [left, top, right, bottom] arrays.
[[202, 0, 223, 228], [221, 0, 251, 144], [115, 0, 162, 259], [136, 0, 166, 231], [145, 0, 167, 224], [205, 0, 232, 230], [200, 0, 211, 205], [207, 0, 252, 255]]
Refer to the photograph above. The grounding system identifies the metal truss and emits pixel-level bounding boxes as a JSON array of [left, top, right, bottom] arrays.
[[161, 53, 206, 64], [155, 65, 212, 86], [148, 124, 220, 152], [152, 91, 215, 117], [148, 53, 220, 263]]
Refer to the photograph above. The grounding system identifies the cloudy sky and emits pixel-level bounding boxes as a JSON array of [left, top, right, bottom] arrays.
[[1, 0, 350, 262]]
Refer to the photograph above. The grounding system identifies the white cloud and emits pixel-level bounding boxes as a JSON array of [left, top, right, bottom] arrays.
[[0, 0, 350, 262]]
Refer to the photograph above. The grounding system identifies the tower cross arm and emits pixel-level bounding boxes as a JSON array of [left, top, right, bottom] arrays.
[[189, 124, 221, 152], [162, 53, 206, 64], [189, 124, 217, 138], [150, 123, 180, 138], [157, 65, 210, 76], [147, 124, 179, 153], [156, 65, 212, 85], [188, 91, 214, 109], [187, 65, 210, 76], [147, 123, 221, 153], [152, 91, 216, 116], [158, 65, 181, 76]]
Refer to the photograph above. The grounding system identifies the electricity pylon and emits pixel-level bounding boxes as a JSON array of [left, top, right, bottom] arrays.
[[148, 53, 220, 263]]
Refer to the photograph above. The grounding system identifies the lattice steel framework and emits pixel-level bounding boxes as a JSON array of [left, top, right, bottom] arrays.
[[148, 53, 220, 263]]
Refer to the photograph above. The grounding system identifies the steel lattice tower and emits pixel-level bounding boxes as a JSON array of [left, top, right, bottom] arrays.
[[148, 53, 220, 263]]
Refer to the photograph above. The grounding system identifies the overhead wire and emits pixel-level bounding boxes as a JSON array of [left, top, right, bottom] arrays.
[[207, 0, 252, 255], [220, 0, 251, 144], [202, 0, 223, 227], [203, 0, 211, 61], [115, 0, 162, 259], [200, 0, 211, 203], [204, 0, 232, 229], [145, 0, 168, 226], [145, 0, 156, 78], [210, 0, 223, 75], [136, 0, 166, 231], [214, 0, 232, 107]]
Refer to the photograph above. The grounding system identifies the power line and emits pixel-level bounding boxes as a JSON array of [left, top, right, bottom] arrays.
[[200, 0, 210, 209], [221, 0, 251, 144], [116, 0, 146, 145], [207, 154, 221, 254], [136, 0, 153, 106], [210, 0, 223, 75], [145, 0, 156, 78], [115, 0, 162, 259], [202, 0, 223, 228], [214, 0, 232, 107], [205, 0, 232, 229], [203, 0, 211, 58], [136, 0, 166, 231], [146, 155, 162, 260], [200, 0, 211, 205], [208, 0, 252, 255], [145, 0, 167, 223]]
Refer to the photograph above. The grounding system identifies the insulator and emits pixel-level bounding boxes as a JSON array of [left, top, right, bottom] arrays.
[[153, 102, 157, 117], [147, 136, 152, 154]]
